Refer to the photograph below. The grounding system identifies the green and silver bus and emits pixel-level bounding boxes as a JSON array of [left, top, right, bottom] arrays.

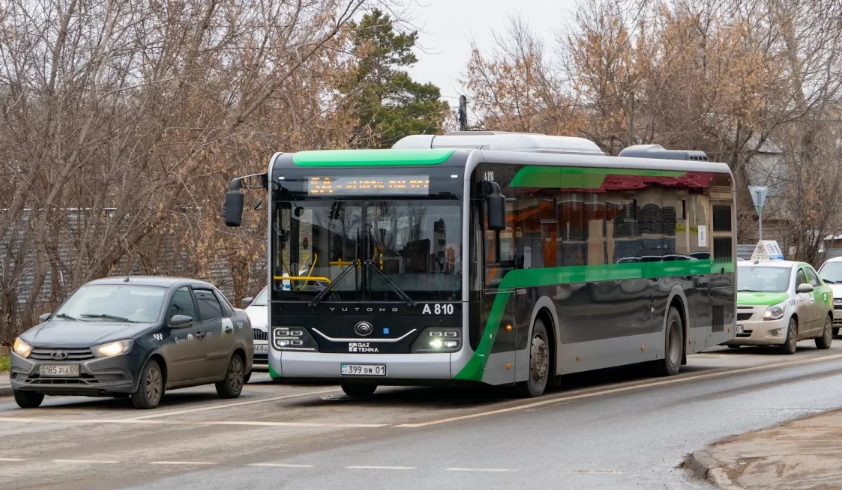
[[223, 132, 736, 397]]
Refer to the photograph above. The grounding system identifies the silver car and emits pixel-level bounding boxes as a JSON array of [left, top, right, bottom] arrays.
[[243, 287, 269, 374]]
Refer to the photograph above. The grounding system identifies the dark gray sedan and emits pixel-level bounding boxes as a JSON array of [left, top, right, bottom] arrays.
[[10, 276, 252, 409]]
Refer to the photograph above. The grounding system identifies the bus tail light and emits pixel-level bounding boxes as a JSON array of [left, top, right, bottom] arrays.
[[273, 327, 318, 351], [412, 328, 462, 353]]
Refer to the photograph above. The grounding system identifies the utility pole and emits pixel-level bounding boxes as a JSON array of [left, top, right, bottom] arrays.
[[458, 95, 468, 131], [628, 92, 635, 146]]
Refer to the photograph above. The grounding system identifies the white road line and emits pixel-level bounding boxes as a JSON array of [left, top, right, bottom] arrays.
[[150, 461, 217, 466], [248, 463, 314, 468], [346, 465, 417, 470], [446, 468, 516, 472], [53, 459, 119, 464], [398, 352, 842, 428], [0, 417, 386, 429], [0, 458, 26, 462], [130, 388, 340, 420]]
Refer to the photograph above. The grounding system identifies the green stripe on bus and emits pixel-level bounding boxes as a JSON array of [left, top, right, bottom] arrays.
[[509, 166, 686, 189], [455, 259, 734, 381], [292, 149, 455, 167], [269, 363, 281, 379]]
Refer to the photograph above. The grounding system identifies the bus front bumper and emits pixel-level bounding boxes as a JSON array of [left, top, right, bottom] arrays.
[[273, 351, 455, 381]]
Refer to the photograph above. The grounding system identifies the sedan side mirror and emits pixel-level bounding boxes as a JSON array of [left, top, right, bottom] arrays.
[[170, 315, 193, 328], [241, 297, 254, 308], [797, 283, 814, 294], [39, 312, 52, 322]]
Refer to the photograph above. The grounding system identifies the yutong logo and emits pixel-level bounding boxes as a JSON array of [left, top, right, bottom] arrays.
[[348, 342, 379, 353], [354, 321, 373, 337]]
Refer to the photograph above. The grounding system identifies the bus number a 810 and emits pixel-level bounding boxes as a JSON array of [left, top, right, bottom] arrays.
[[422, 304, 455, 315]]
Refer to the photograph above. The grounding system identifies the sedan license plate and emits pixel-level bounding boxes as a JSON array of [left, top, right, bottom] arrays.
[[254, 344, 269, 354], [340, 364, 386, 377], [736, 325, 744, 334], [39, 365, 79, 377]]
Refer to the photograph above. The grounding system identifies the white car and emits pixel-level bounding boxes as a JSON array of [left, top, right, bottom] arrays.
[[818, 257, 842, 336], [243, 287, 269, 373]]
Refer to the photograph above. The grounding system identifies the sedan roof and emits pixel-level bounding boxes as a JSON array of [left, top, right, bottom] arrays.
[[738, 260, 802, 269], [84, 276, 216, 289]]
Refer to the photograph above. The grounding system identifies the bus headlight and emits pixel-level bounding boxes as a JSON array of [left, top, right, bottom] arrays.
[[273, 327, 318, 351], [412, 328, 461, 353], [763, 303, 786, 321]]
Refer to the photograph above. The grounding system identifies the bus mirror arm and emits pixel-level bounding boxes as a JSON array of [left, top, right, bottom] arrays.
[[485, 181, 507, 231]]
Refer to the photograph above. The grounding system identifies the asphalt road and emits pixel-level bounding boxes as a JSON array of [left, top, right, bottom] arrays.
[[4, 340, 842, 490]]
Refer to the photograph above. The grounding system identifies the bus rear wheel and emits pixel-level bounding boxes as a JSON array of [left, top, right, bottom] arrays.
[[653, 307, 683, 377], [341, 384, 377, 398], [515, 319, 551, 398]]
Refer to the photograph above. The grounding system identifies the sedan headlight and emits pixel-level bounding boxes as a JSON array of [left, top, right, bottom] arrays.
[[92, 339, 133, 358], [763, 303, 786, 321], [13, 337, 32, 358]]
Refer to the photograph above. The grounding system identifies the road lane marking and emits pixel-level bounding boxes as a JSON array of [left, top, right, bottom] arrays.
[[53, 459, 119, 464], [0, 458, 26, 461], [249, 463, 314, 468], [346, 465, 417, 470], [130, 388, 340, 420], [398, 352, 842, 428], [446, 468, 516, 472], [0, 417, 386, 429], [151, 461, 216, 465]]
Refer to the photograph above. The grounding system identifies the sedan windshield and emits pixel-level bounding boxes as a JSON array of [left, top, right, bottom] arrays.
[[819, 262, 842, 284], [55, 285, 167, 323], [251, 287, 268, 306], [738, 266, 791, 293]]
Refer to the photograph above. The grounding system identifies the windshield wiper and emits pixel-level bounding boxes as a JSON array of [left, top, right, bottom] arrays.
[[80, 313, 135, 323], [309, 259, 360, 308], [55, 313, 77, 321], [823, 279, 835, 284], [364, 260, 416, 308]]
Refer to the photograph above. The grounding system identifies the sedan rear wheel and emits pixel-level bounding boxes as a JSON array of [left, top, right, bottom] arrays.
[[216, 353, 245, 399], [816, 315, 833, 350]]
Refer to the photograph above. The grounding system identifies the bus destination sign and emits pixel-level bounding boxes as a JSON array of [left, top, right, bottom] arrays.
[[308, 176, 430, 196]]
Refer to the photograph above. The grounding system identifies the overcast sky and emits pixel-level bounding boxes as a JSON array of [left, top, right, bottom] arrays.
[[403, 0, 578, 105]]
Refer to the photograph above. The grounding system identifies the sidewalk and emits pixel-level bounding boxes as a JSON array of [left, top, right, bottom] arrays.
[[687, 409, 842, 489]]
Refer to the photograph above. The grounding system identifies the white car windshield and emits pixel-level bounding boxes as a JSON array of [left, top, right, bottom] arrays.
[[251, 287, 268, 307], [819, 262, 842, 284], [738, 266, 791, 293], [54, 285, 167, 323]]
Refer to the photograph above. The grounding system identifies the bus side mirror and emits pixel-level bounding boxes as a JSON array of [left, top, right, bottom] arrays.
[[224, 178, 244, 227], [486, 183, 507, 231]]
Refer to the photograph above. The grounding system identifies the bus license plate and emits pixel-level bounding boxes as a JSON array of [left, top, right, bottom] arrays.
[[254, 344, 268, 354], [39, 365, 79, 377], [340, 364, 386, 377]]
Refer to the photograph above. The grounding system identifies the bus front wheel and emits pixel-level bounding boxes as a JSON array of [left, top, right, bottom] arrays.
[[341, 384, 377, 398], [515, 318, 551, 398], [654, 307, 683, 377]]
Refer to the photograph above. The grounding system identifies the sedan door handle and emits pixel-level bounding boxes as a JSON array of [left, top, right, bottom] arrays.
[[224, 326, 234, 334], [195, 331, 207, 339]]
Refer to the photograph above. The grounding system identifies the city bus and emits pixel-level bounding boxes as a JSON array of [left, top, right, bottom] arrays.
[[222, 132, 736, 398]]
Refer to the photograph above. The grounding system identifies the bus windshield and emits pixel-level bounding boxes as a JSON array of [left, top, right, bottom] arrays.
[[272, 199, 461, 302]]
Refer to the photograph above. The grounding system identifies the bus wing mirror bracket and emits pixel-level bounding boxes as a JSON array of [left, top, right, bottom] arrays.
[[224, 178, 245, 227], [484, 181, 507, 231]]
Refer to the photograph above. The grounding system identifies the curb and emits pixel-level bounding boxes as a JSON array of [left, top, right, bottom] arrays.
[[686, 450, 743, 490], [0, 385, 11, 397]]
